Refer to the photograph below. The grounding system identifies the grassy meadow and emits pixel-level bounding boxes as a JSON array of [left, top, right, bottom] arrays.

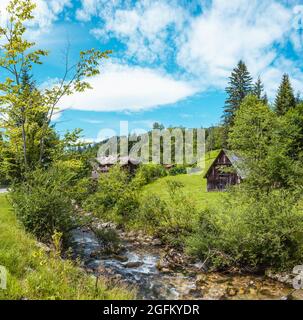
[[142, 150, 222, 210], [0, 194, 134, 300]]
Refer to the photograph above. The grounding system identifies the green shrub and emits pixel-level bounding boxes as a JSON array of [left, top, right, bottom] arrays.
[[84, 166, 140, 222], [70, 177, 97, 205], [186, 189, 303, 271], [137, 181, 198, 247], [134, 164, 167, 185], [9, 166, 77, 242], [166, 180, 185, 196], [168, 165, 187, 176], [160, 182, 198, 246], [138, 194, 168, 230]]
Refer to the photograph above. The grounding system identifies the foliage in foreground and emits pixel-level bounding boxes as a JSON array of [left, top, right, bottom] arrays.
[[84, 166, 140, 223], [9, 165, 78, 242], [186, 188, 303, 271], [134, 164, 167, 185], [137, 180, 198, 246], [0, 195, 134, 300]]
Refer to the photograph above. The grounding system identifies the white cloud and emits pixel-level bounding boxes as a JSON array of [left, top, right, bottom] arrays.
[[80, 0, 187, 63], [262, 58, 303, 98], [76, 0, 131, 22], [177, 0, 292, 90], [57, 62, 197, 112], [77, 0, 303, 98], [2, 0, 303, 107]]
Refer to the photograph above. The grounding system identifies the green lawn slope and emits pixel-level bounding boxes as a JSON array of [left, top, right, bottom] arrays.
[[142, 150, 222, 210]]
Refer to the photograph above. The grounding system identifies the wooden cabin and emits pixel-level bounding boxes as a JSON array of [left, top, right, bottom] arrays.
[[92, 156, 141, 179], [204, 149, 244, 192]]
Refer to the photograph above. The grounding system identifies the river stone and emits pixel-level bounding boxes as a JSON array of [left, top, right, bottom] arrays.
[[216, 279, 229, 284], [97, 265, 107, 274], [259, 288, 273, 296], [265, 269, 293, 286], [151, 239, 162, 246], [151, 283, 164, 297], [124, 261, 143, 268], [156, 258, 170, 270], [90, 250, 101, 258], [193, 261, 208, 272], [111, 254, 128, 262], [207, 287, 226, 300], [238, 287, 246, 295], [289, 290, 303, 300], [112, 274, 123, 282], [226, 287, 238, 297], [188, 288, 204, 298], [248, 288, 257, 295], [196, 274, 208, 286]]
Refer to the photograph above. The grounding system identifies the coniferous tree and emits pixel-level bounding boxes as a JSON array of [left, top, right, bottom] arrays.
[[152, 122, 165, 130], [295, 92, 302, 105], [223, 60, 253, 127], [253, 76, 268, 104], [21, 68, 35, 92], [262, 93, 268, 105], [274, 74, 296, 116]]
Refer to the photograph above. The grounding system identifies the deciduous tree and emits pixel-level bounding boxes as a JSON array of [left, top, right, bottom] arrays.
[[0, 0, 111, 181]]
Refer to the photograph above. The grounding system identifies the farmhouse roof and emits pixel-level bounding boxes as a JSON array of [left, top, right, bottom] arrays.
[[96, 155, 141, 166], [203, 149, 246, 179]]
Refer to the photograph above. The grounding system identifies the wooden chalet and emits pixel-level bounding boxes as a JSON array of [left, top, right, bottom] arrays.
[[92, 155, 141, 179], [204, 149, 244, 192]]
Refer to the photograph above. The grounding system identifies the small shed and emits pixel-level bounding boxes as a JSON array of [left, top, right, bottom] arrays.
[[204, 149, 244, 191]]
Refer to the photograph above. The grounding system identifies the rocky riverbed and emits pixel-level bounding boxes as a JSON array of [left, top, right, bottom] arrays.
[[70, 222, 301, 300]]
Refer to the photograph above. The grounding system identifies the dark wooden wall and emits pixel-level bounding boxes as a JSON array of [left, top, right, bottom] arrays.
[[206, 151, 241, 191]]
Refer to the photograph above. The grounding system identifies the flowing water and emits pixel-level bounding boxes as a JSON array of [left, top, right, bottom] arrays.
[[70, 228, 294, 300]]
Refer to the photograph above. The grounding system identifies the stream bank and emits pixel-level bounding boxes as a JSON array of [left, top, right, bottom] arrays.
[[70, 223, 299, 300]]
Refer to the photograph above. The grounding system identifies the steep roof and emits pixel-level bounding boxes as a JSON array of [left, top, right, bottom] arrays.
[[203, 149, 246, 179]]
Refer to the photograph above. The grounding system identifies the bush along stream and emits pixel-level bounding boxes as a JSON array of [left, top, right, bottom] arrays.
[[69, 218, 298, 300]]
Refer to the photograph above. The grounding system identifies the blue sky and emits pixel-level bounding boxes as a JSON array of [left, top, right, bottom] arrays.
[[2, 0, 303, 142]]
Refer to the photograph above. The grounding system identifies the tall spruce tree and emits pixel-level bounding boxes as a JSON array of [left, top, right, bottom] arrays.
[[274, 74, 296, 116], [223, 60, 253, 127]]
